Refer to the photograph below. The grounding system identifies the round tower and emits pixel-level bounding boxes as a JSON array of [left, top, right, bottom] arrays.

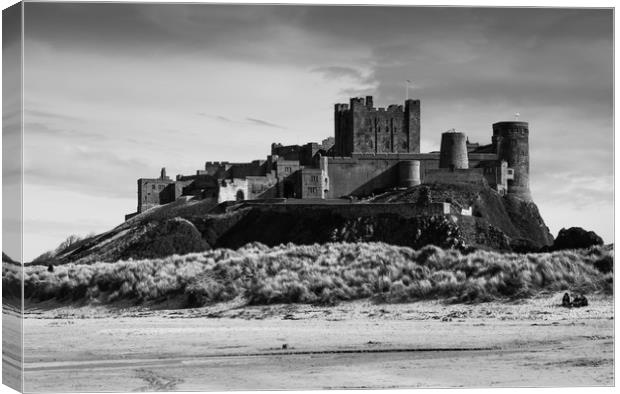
[[398, 160, 420, 187], [439, 131, 468, 169], [492, 121, 530, 200]]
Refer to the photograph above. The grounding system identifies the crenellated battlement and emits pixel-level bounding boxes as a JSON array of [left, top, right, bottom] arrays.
[[337, 97, 407, 114]]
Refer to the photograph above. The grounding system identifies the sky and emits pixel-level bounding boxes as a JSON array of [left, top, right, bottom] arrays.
[[4, 3, 614, 261]]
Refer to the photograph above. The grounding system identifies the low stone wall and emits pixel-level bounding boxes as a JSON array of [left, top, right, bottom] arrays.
[[238, 201, 452, 219], [425, 168, 488, 186]]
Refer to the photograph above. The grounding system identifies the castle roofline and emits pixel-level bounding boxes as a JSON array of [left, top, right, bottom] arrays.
[[492, 121, 529, 127]]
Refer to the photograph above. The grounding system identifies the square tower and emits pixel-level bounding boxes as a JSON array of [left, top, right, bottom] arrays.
[[333, 96, 420, 156]]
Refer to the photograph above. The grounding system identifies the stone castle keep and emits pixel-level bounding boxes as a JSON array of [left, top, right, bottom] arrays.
[[126, 95, 530, 219]]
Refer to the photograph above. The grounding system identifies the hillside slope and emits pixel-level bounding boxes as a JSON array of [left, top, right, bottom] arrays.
[[41, 183, 553, 265]]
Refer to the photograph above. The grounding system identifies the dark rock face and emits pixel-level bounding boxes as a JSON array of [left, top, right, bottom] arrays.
[[370, 183, 554, 252], [502, 195, 554, 250], [553, 227, 604, 251], [210, 208, 509, 251]]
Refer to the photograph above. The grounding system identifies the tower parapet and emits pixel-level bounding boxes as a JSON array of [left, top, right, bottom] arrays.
[[492, 121, 530, 200]]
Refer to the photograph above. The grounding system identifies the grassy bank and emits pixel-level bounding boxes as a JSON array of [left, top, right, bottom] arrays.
[[4, 243, 612, 307]]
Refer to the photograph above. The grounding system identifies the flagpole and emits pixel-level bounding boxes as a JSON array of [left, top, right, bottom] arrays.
[[406, 80, 409, 100], [406, 80, 412, 100]]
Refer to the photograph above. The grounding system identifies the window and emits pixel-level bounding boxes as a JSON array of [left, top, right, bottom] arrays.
[[285, 167, 292, 173], [159, 184, 164, 190], [310, 175, 318, 182], [308, 187, 318, 194], [151, 185, 156, 190]]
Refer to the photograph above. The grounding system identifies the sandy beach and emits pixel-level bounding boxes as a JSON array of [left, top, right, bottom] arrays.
[[20, 292, 613, 392]]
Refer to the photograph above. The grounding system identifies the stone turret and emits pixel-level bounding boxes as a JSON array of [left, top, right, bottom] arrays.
[[399, 160, 421, 187], [492, 121, 530, 200], [439, 130, 469, 169]]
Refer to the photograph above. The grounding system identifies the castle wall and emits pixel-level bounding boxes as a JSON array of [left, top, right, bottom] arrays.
[[229, 161, 267, 178], [321, 137, 335, 152], [218, 178, 249, 203], [424, 168, 488, 187], [326, 158, 398, 198], [271, 144, 302, 161], [247, 175, 278, 199], [137, 178, 175, 213], [326, 154, 440, 198], [300, 143, 321, 165], [180, 175, 219, 198], [276, 160, 302, 179], [239, 201, 453, 219], [469, 153, 498, 162], [300, 168, 323, 199], [173, 180, 193, 200], [204, 162, 230, 178]]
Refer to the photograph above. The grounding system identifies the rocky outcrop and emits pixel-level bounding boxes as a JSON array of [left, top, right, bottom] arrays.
[[369, 183, 554, 251], [553, 227, 604, 251]]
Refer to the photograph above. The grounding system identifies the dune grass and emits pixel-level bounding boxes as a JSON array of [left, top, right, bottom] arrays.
[[3, 243, 613, 308]]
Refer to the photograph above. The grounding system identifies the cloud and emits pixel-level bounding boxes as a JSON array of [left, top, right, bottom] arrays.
[[25, 108, 83, 122], [24, 121, 107, 143], [245, 117, 286, 129], [24, 145, 152, 199], [312, 66, 364, 81], [533, 173, 613, 209], [205, 113, 287, 130], [215, 115, 232, 122]]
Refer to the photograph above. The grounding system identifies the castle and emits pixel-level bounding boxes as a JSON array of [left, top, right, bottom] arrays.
[[126, 95, 530, 220]]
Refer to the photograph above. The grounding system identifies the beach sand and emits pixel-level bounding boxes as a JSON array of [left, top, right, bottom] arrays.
[[21, 292, 613, 391]]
